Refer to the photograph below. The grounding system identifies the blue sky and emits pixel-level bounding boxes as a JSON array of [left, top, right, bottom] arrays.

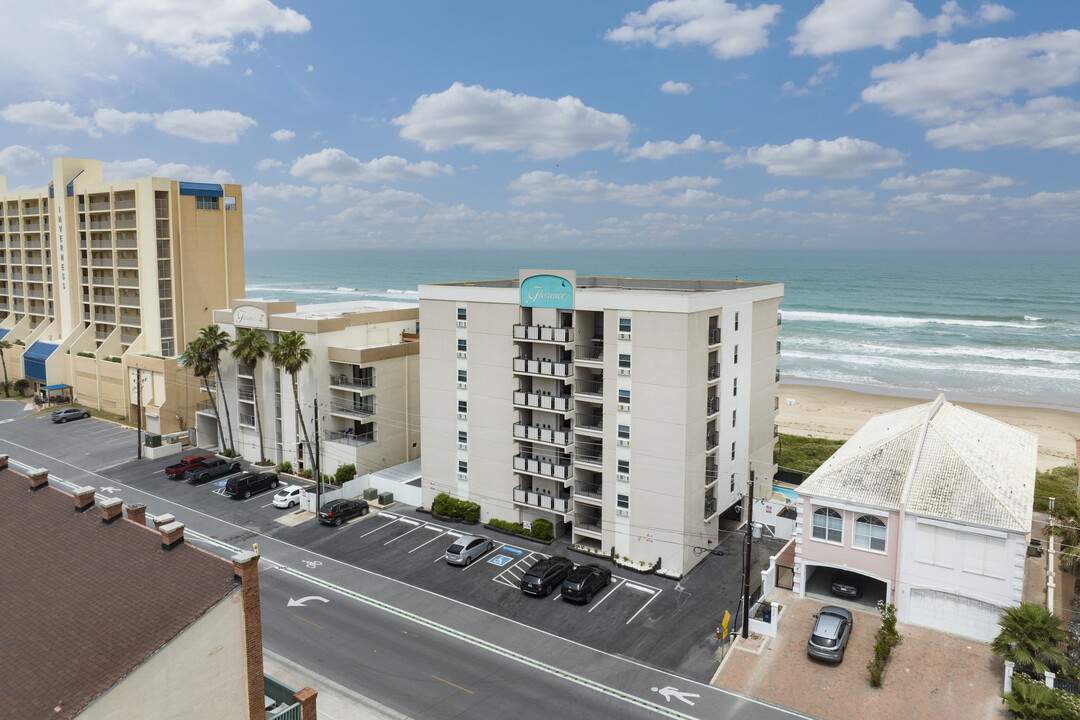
[[1, 0, 1078, 250]]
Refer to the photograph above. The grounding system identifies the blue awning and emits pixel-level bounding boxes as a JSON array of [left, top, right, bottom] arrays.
[[43, 384, 71, 391], [0, 329, 8, 341], [23, 341, 60, 384], [178, 181, 223, 197]]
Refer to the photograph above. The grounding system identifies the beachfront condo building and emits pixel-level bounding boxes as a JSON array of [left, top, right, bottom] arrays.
[[419, 270, 784, 576], [0, 157, 244, 434], [211, 299, 421, 477]]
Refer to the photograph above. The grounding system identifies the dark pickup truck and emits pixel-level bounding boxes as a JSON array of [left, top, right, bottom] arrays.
[[185, 457, 242, 484], [165, 454, 213, 479]]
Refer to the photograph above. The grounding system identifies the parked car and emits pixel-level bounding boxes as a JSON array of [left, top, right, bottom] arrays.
[[445, 535, 494, 566], [273, 485, 304, 509], [318, 498, 369, 526], [560, 563, 612, 604], [185, 457, 241, 485], [224, 471, 279, 499], [51, 407, 90, 423], [830, 570, 866, 599], [520, 556, 574, 597], [807, 606, 853, 663], [165, 454, 213, 479]]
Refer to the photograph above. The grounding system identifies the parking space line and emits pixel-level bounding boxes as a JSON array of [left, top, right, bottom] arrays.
[[408, 528, 450, 554], [398, 517, 420, 526], [356, 517, 402, 538], [587, 578, 625, 613], [626, 589, 662, 625], [383, 523, 426, 545], [623, 582, 657, 594], [460, 545, 500, 571]]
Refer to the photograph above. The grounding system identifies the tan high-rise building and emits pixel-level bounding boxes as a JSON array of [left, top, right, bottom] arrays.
[[419, 270, 784, 576], [0, 157, 244, 434]]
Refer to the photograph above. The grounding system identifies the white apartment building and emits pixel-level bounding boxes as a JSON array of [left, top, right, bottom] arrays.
[[420, 270, 783, 576], [211, 299, 420, 476]]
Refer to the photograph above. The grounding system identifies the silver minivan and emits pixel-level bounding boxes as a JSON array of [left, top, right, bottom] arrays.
[[445, 535, 494, 566]]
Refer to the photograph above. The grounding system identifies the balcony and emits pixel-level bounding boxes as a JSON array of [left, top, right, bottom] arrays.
[[114, 199, 135, 210], [709, 327, 721, 345], [24, 239, 41, 248], [513, 423, 573, 447], [574, 415, 602, 437], [704, 495, 718, 521], [707, 396, 719, 416], [89, 201, 111, 211], [239, 413, 256, 427], [118, 277, 139, 287], [574, 343, 603, 366], [705, 466, 719, 490], [120, 332, 140, 345], [513, 324, 574, 343], [513, 486, 572, 514], [707, 363, 720, 382], [117, 258, 139, 268], [513, 356, 572, 378], [573, 516, 603, 539], [329, 374, 375, 392], [574, 449, 602, 469], [574, 481, 603, 505], [94, 312, 117, 323], [119, 295, 139, 307], [89, 221, 111, 230], [115, 237, 138, 249], [574, 379, 603, 401], [238, 386, 255, 401], [706, 430, 718, 451], [327, 430, 375, 447], [329, 404, 376, 421], [115, 219, 137, 230], [513, 453, 573, 480], [512, 390, 573, 413]]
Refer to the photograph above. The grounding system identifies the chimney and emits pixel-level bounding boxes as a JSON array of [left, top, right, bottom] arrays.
[[125, 503, 147, 526], [99, 497, 123, 524], [160, 521, 185, 549], [28, 468, 49, 491], [232, 551, 264, 720], [0, 454, 8, 471], [152, 513, 175, 530], [74, 486, 96, 512]]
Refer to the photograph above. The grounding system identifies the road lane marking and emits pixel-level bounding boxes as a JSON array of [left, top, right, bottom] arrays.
[[431, 675, 473, 694], [293, 614, 324, 630]]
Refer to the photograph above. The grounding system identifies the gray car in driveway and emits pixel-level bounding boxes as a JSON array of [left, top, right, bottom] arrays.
[[807, 606, 853, 663]]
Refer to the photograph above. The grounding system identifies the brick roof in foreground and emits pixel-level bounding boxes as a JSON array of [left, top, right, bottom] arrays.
[[798, 394, 1037, 533], [0, 467, 240, 720]]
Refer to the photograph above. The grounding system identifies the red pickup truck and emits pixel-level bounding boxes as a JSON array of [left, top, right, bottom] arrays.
[[165, 454, 213, 479]]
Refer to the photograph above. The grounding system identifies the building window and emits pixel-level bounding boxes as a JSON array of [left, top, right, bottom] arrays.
[[457, 307, 467, 321], [457, 400, 467, 414], [963, 534, 1006, 578], [915, 523, 955, 568], [733, 344, 739, 364], [731, 442, 736, 461], [617, 459, 630, 474], [732, 410, 737, 427], [457, 338, 467, 353], [730, 473, 736, 493], [618, 353, 631, 369], [619, 317, 631, 334], [777, 340, 782, 354], [224, 196, 237, 211], [458, 430, 467, 445], [617, 494, 630, 510], [195, 196, 219, 210], [458, 369, 467, 383], [854, 515, 887, 552], [618, 388, 630, 405], [733, 377, 737, 396], [812, 508, 843, 544], [458, 460, 468, 474], [734, 311, 739, 331], [618, 424, 630, 440]]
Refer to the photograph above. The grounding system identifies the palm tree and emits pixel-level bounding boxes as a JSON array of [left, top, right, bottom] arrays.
[[0, 339, 11, 397], [198, 324, 235, 454], [181, 338, 227, 452], [1001, 676, 1069, 720], [1047, 499, 1080, 573], [270, 331, 315, 471], [231, 328, 271, 463], [992, 603, 1067, 675]]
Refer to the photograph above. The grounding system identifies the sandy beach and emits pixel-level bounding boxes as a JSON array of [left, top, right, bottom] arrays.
[[776, 384, 1080, 472]]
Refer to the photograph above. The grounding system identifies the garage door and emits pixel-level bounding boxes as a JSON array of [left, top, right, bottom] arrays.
[[908, 589, 1002, 642]]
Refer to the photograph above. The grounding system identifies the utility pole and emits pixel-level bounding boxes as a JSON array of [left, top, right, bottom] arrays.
[[313, 395, 321, 510], [742, 469, 755, 639], [135, 368, 143, 460]]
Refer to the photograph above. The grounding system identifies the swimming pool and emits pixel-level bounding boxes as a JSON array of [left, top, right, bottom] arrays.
[[772, 486, 798, 502]]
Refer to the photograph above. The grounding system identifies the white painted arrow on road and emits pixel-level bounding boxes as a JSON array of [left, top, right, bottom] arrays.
[[652, 686, 699, 706], [288, 596, 330, 607], [99, 487, 119, 494]]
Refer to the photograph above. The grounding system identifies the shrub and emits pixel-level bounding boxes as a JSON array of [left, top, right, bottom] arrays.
[[335, 463, 357, 485], [488, 517, 553, 541], [276, 461, 293, 474], [530, 517, 554, 541], [300, 468, 313, 479], [219, 448, 239, 458], [77, 351, 96, 359], [103, 356, 122, 363], [867, 601, 902, 688], [13, 379, 29, 396], [431, 492, 480, 522]]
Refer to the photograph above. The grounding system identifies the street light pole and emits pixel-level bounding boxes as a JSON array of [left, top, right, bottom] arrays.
[[742, 469, 755, 639], [313, 394, 321, 510]]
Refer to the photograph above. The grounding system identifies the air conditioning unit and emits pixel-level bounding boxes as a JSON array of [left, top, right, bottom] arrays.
[[456, 351, 467, 358], [617, 402, 630, 412], [616, 473, 630, 483], [457, 382, 467, 389], [456, 412, 468, 420], [618, 332, 631, 340], [456, 320, 467, 328], [616, 508, 629, 517], [617, 438, 630, 447], [618, 368, 631, 376], [457, 442, 468, 451], [457, 473, 468, 481]]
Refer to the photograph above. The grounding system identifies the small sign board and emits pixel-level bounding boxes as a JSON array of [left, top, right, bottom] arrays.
[[721, 610, 731, 635]]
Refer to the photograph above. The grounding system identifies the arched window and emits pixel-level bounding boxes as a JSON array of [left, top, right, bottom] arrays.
[[812, 507, 843, 543], [855, 515, 887, 552]]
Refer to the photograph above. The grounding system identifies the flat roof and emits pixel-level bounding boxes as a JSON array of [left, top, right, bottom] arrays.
[[431, 275, 774, 293]]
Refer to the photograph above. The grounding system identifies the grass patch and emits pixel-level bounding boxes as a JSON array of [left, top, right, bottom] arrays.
[[775, 433, 844, 477], [1034, 465, 1078, 512], [32, 403, 128, 424]]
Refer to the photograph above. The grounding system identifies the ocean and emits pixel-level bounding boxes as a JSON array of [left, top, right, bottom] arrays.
[[244, 248, 1080, 411]]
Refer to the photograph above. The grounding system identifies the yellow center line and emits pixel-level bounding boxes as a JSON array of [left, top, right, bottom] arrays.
[[292, 614, 324, 630], [431, 675, 473, 694]]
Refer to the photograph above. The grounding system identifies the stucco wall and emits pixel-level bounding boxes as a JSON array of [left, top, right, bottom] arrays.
[[795, 497, 901, 589]]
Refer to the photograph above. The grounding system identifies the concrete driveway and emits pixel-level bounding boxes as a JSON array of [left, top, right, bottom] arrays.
[[712, 589, 1008, 720]]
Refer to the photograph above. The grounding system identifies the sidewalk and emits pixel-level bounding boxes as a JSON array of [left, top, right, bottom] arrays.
[[263, 649, 411, 720]]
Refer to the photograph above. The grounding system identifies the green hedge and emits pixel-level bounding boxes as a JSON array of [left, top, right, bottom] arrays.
[[488, 517, 554, 542], [432, 492, 480, 522], [276, 461, 293, 474], [335, 463, 357, 485]]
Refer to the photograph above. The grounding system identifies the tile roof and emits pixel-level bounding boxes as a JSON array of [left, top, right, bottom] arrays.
[[0, 468, 240, 720], [797, 395, 1037, 532]]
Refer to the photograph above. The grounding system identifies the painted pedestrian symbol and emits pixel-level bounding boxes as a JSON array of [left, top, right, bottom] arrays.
[[652, 686, 700, 706]]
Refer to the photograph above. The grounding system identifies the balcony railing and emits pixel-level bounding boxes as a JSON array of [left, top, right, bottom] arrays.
[[239, 413, 256, 427], [89, 201, 111, 211], [575, 379, 603, 398], [513, 486, 572, 514], [513, 454, 573, 479], [575, 449, 602, 467], [708, 363, 720, 380], [706, 431, 718, 451], [114, 199, 135, 210], [704, 497, 718, 520], [575, 481, 603, 499], [327, 430, 375, 446], [513, 423, 573, 446], [329, 374, 375, 391], [574, 516, 602, 536], [575, 416, 602, 434], [512, 390, 573, 412], [575, 344, 603, 362], [707, 396, 719, 415], [513, 357, 572, 377], [709, 327, 721, 345], [513, 324, 574, 343]]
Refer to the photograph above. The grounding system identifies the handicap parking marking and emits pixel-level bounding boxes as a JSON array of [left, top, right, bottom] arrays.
[[213, 479, 229, 487], [499, 545, 524, 555], [487, 554, 514, 567]]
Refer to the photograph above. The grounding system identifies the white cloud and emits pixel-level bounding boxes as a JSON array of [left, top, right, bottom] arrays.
[[1002, 190, 1080, 213], [622, 134, 730, 161], [791, 0, 968, 56], [46, 144, 71, 155], [393, 83, 632, 159], [306, 64, 314, 72], [606, 0, 782, 59], [244, 68, 253, 76], [726, 137, 905, 177], [86, 0, 311, 67], [244, 182, 318, 202], [761, 189, 811, 202], [509, 171, 748, 208], [1, 100, 92, 133], [102, 158, 235, 184], [862, 31, 1080, 124], [154, 109, 257, 143], [270, 128, 295, 141], [815, 187, 876, 207], [878, 169, 1021, 191], [0, 145, 45, 174], [978, 2, 1014, 23], [887, 191, 999, 213], [255, 158, 286, 171], [782, 61, 837, 95], [290, 148, 454, 183], [94, 108, 153, 134], [660, 80, 692, 95], [924, 97, 1080, 153]]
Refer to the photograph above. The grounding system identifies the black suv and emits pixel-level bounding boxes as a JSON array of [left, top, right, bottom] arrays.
[[561, 563, 612, 604], [52, 407, 90, 423], [224, 471, 279, 499], [185, 457, 242, 484], [520, 556, 574, 597], [318, 499, 369, 526]]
